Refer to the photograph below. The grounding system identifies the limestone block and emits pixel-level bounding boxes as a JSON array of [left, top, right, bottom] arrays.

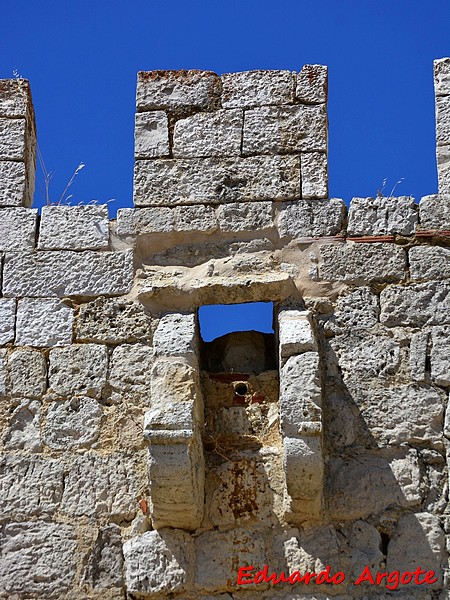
[[0, 521, 77, 598], [8, 348, 47, 398], [436, 95, 450, 145], [135, 110, 170, 158], [3, 249, 133, 297], [123, 528, 194, 596], [0, 206, 37, 250], [153, 312, 197, 358], [277, 198, 346, 238], [109, 343, 153, 398], [430, 326, 450, 385], [221, 70, 295, 108], [0, 298, 15, 344], [243, 104, 327, 155], [434, 57, 450, 96], [49, 343, 108, 398], [217, 200, 273, 232], [38, 205, 109, 250], [134, 155, 300, 206], [0, 349, 6, 395], [61, 452, 141, 518], [301, 151, 328, 198], [437, 146, 450, 194], [0, 117, 27, 160], [151, 359, 199, 405], [327, 450, 423, 519], [195, 528, 267, 592], [76, 297, 152, 343], [44, 396, 102, 449], [283, 525, 341, 577], [136, 69, 221, 111], [346, 521, 383, 580], [0, 455, 64, 520], [279, 310, 317, 359], [410, 245, 450, 281], [175, 204, 218, 233], [173, 108, 243, 158], [3, 399, 42, 452], [380, 281, 450, 327], [296, 64, 328, 104], [0, 160, 30, 206], [410, 331, 429, 382], [419, 193, 450, 229], [347, 196, 418, 236], [117, 206, 175, 236], [144, 401, 195, 442], [333, 287, 379, 331], [283, 436, 323, 500], [387, 513, 445, 590], [319, 242, 406, 284], [0, 78, 33, 117], [15, 297, 73, 346], [83, 524, 124, 589]]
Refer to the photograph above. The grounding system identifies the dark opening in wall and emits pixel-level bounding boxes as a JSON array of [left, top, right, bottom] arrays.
[[198, 302, 276, 374]]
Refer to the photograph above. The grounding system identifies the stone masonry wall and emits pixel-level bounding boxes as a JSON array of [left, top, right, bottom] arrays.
[[0, 61, 449, 599]]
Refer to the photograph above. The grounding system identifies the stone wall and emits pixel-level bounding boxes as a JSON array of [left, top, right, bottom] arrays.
[[0, 61, 449, 599]]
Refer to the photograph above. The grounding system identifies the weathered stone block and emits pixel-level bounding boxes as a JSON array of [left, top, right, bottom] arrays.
[[0, 298, 15, 344], [301, 151, 328, 198], [319, 242, 406, 284], [410, 331, 429, 382], [217, 201, 273, 232], [348, 196, 418, 236], [332, 287, 379, 331], [150, 359, 199, 405], [221, 70, 295, 108], [76, 297, 152, 343], [0, 349, 6, 395], [44, 396, 102, 449], [0, 117, 27, 160], [0, 455, 64, 520], [0, 160, 31, 206], [83, 524, 124, 590], [419, 193, 450, 229], [3, 249, 133, 297], [437, 145, 450, 194], [175, 204, 218, 233], [284, 436, 323, 500], [173, 109, 243, 158], [380, 281, 450, 327], [296, 64, 328, 104], [117, 206, 175, 236], [135, 110, 170, 158], [144, 401, 195, 441], [282, 525, 341, 579], [109, 343, 153, 399], [436, 95, 450, 145], [38, 205, 109, 250], [0, 79, 33, 117], [0, 207, 36, 250], [8, 348, 47, 398], [15, 298, 73, 346], [410, 245, 450, 280], [430, 326, 450, 386], [153, 313, 197, 358], [434, 57, 450, 96], [49, 343, 108, 398], [277, 198, 346, 238], [3, 399, 42, 452], [137, 69, 221, 111], [0, 521, 77, 598], [124, 529, 194, 596], [61, 453, 141, 518], [279, 310, 317, 359], [243, 104, 327, 154], [134, 155, 300, 206]]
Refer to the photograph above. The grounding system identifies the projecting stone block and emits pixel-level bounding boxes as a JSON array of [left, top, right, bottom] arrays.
[[348, 196, 418, 236], [109, 343, 153, 399], [0, 160, 31, 206], [436, 95, 450, 145], [44, 396, 102, 449], [135, 110, 170, 158], [175, 204, 218, 233], [221, 70, 295, 108], [136, 69, 221, 111], [76, 297, 152, 343], [15, 298, 73, 346], [279, 310, 317, 359], [409, 245, 450, 281], [437, 146, 450, 194], [0, 455, 64, 520], [0, 207, 36, 250], [117, 206, 175, 236], [327, 450, 423, 520], [217, 200, 273, 232], [0, 298, 15, 344], [380, 281, 450, 327], [0, 521, 77, 598], [0, 79, 33, 117], [38, 205, 109, 250], [49, 343, 108, 398], [173, 109, 243, 158], [144, 401, 195, 441], [0, 117, 27, 160], [277, 198, 346, 238], [284, 436, 323, 500], [243, 104, 327, 155], [153, 313, 197, 358], [434, 57, 450, 96], [124, 529, 194, 596], [134, 155, 300, 206], [61, 453, 141, 518], [8, 348, 47, 398], [3, 249, 133, 297], [301, 151, 328, 198], [296, 64, 328, 104], [3, 399, 42, 452]]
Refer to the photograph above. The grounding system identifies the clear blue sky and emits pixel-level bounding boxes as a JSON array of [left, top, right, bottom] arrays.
[[1, 1, 449, 340]]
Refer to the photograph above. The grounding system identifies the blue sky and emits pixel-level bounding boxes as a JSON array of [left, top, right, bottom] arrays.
[[1, 0, 449, 340]]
